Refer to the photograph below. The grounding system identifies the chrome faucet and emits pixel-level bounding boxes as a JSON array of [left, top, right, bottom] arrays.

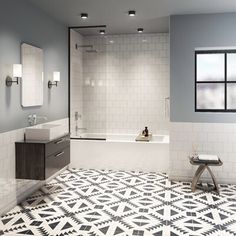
[[75, 126, 87, 136], [28, 114, 47, 126], [75, 112, 82, 121], [76, 127, 87, 132], [28, 114, 36, 126]]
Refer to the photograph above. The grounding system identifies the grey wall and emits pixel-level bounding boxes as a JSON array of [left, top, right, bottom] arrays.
[[0, 0, 68, 133], [170, 13, 236, 123]]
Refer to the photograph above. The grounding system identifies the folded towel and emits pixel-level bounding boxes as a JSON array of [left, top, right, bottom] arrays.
[[198, 154, 219, 161]]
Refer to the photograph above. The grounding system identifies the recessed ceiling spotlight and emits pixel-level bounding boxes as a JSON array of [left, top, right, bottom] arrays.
[[128, 10, 136, 16], [81, 13, 88, 19], [99, 29, 105, 35], [137, 28, 144, 33]]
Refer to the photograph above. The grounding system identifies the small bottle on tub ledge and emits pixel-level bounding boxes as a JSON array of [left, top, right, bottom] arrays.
[[142, 126, 149, 137], [135, 127, 152, 142]]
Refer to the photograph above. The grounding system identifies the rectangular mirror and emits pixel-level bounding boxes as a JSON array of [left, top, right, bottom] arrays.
[[21, 43, 43, 107]]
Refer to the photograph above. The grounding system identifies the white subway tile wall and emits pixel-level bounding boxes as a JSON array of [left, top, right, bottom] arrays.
[[170, 122, 236, 184], [105, 34, 169, 134], [70, 31, 170, 135], [0, 118, 69, 215]]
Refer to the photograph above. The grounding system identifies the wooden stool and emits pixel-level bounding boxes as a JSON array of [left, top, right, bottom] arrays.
[[189, 157, 223, 194]]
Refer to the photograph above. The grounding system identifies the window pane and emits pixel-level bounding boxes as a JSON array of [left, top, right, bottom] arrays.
[[227, 53, 236, 81], [196, 53, 225, 81], [227, 84, 236, 109], [197, 83, 224, 109]]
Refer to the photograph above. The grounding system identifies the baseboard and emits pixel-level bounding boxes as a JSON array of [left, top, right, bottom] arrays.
[[169, 175, 236, 185]]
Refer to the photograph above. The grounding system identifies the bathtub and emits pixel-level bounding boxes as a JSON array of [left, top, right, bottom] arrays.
[[70, 134, 169, 173]]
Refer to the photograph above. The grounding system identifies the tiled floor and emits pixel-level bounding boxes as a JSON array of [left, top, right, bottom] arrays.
[[1, 169, 236, 236]]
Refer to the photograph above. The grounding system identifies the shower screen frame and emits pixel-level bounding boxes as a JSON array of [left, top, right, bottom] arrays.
[[68, 25, 107, 139]]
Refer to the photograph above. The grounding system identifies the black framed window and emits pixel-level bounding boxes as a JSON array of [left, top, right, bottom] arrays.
[[195, 50, 236, 112]]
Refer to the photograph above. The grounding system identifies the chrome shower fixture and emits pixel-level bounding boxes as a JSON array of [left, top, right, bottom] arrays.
[[75, 44, 98, 53], [75, 111, 82, 121], [75, 44, 93, 49]]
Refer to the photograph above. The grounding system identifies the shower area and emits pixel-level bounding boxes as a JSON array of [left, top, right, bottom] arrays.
[[70, 27, 170, 140]]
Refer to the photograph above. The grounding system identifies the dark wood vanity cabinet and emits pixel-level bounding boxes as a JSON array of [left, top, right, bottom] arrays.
[[15, 134, 70, 180]]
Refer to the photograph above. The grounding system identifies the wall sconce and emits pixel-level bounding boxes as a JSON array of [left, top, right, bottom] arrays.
[[48, 71, 60, 89], [6, 64, 22, 87]]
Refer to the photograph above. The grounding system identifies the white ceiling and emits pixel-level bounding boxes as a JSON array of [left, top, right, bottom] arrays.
[[28, 0, 236, 35]]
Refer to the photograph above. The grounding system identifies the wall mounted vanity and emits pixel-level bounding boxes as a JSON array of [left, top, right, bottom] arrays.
[[15, 134, 70, 180]]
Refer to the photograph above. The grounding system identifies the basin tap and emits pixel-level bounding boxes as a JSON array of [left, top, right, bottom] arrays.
[[28, 114, 47, 126], [28, 114, 36, 126]]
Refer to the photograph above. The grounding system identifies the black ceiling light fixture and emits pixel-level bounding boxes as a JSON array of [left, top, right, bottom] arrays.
[[137, 28, 144, 33], [81, 13, 88, 19], [128, 10, 136, 16], [99, 29, 105, 35]]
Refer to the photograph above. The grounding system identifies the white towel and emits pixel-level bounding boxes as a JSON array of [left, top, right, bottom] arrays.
[[198, 154, 219, 161]]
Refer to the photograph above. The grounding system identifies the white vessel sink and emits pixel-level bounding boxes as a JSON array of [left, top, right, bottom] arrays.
[[25, 124, 65, 141]]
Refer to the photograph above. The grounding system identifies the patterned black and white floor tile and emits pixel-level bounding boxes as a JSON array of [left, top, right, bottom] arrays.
[[1, 168, 236, 236]]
